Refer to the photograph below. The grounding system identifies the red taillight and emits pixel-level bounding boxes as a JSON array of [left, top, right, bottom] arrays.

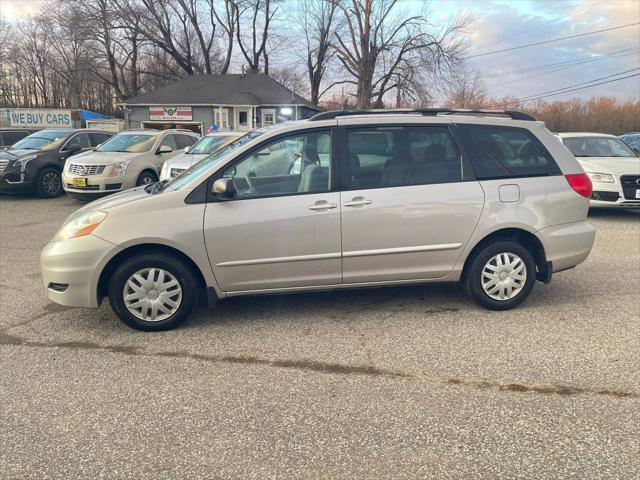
[[565, 174, 593, 198]]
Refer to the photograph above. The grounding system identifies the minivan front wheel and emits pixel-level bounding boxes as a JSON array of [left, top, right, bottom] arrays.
[[464, 241, 536, 310], [108, 252, 198, 331]]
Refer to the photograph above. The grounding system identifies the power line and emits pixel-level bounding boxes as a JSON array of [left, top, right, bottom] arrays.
[[468, 23, 640, 58], [506, 68, 640, 101], [485, 50, 639, 88], [492, 71, 640, 107], [473, 0, 605, 52], [482, 47, 639, 79], [501, 74, 640, 105]]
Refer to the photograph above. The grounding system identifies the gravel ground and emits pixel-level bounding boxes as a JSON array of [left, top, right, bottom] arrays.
[[1, 195, 639, 479]]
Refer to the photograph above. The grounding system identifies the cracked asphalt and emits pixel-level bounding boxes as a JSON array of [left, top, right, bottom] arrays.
[[1, 195, 639, 479]]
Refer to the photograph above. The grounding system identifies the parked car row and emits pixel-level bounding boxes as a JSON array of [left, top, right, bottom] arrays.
[[2, 123, 638, 208], [0, 127, 249, 201], [0, 129, 113, 197]]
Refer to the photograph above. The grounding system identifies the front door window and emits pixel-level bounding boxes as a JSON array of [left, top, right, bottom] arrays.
[[222, 130, 331, 198]]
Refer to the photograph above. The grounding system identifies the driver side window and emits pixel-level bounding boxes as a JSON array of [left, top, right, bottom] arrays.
[[223, 130, 331, 199], [64, 133, 91, 151]]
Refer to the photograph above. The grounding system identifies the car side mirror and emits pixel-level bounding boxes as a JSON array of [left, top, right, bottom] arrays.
[[184, 146, 190, 153], [157, 145, 173, 154], [212, 178, 235, 199]]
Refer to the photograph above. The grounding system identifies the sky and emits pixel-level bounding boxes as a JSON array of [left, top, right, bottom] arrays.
[[1, 0, 639, 101]]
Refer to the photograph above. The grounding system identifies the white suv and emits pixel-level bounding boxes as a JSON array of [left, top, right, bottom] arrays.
[[558, 132, 640, 208], [63, 129, 199, 200], [42, 109, 596, 331]]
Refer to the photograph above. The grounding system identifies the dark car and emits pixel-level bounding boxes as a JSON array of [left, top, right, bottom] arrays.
[[0, 129, 114, 197], [0, 128, 39, 150]]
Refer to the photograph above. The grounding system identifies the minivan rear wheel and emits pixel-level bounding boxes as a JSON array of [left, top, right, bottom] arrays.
[[464, 240, 536, 310], [108, 252, 198, 331]]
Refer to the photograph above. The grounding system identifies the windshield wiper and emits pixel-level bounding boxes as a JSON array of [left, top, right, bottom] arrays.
[[147, 179, 169, 194]]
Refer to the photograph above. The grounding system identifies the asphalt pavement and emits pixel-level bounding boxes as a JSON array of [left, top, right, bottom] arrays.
[[1, 195, 639, 479]]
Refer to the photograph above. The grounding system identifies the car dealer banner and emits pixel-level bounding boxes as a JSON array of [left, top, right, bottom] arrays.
[[4, 108, 75, 128], [149, 106, 193, 121]]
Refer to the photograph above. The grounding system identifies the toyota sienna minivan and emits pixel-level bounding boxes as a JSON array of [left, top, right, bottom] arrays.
[[41, 109, 596, 331]]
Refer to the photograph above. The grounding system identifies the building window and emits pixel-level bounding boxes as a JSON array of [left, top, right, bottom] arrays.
[[262, 109, 276, 126], [214, 109, 229, 129]]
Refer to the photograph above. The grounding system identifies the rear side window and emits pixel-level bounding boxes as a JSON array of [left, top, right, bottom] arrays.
[[91, 132, 113, 146], [345, 125, 462, 189], [459, 125, 560, 179], [160, 135, 178, 150], [175, 134, 197, 149]]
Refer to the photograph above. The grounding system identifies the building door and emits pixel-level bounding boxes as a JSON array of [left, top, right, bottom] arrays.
[[236, 108, 252, 131]]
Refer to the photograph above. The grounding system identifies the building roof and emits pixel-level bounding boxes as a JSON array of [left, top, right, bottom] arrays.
[[121, 74, 316, 108]]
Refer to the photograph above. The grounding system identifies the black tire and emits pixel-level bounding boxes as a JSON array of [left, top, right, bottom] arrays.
[[136, 170, 157, 187], [464, 240, 536, 311], [35, 167, 64, 198], [108, 251, 198, 331]]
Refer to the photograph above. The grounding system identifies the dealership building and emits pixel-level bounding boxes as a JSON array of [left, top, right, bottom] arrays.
[[119, 74, 319, 135]]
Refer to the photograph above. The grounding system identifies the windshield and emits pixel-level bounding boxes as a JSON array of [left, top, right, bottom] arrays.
[[163, 130, 265, 193], [98, 133, 158, 153], [620, 134, 640, 148], [563, 137, 636, 158], [189, 135, 239, 154], [11, 130, 70, 151]]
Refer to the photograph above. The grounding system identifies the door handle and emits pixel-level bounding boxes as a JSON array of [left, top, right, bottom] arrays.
[[308, 201, 337, 211], [344, 197, 372, 207]]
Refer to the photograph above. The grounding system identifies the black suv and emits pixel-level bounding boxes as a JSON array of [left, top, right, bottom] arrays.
[[0, 128, 39, 150], [0, 129, 113, 197]]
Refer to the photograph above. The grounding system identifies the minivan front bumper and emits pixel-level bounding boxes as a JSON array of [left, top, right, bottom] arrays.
[[537, 221, 596, 273], [41, 234, 121, 308]]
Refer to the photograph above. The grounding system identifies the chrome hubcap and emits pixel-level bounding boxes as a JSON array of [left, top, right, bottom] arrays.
[[481, 252, 527, 301], [141, 176, 154, 185], [43, 172, 61, 194], [123, 268, 182, 322]]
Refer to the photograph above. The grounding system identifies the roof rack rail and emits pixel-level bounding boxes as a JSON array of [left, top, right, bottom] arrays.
[[309, 108, 536, 122]]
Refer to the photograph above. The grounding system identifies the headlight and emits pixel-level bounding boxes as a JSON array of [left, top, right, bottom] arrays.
[[586, 172, 615, 184], [13, 155, 37, 172], [53, 211, 108, 242], [160, 162, 169, 179], [109, 159, 132, 176]]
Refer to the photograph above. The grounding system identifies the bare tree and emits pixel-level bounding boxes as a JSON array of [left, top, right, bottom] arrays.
[[114, 0, 226, 76], [296, 0, 339, 105], [332, 0, 469, 109], [269, 66, 307, 96], [445, 70, 487, 108], [234, 0, 277, 74], [209, 0, 238, 74]]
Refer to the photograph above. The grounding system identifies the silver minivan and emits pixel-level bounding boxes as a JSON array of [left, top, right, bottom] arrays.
[[41, 109, 596, 331]]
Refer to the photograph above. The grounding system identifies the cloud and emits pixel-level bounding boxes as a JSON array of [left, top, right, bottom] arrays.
[[460, 0, 640, 100], [0, 0, 45, 21]]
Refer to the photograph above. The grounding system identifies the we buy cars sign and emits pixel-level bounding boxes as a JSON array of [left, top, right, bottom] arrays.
[[149, 106, 193, 121], [7, 108, 75, 128]]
